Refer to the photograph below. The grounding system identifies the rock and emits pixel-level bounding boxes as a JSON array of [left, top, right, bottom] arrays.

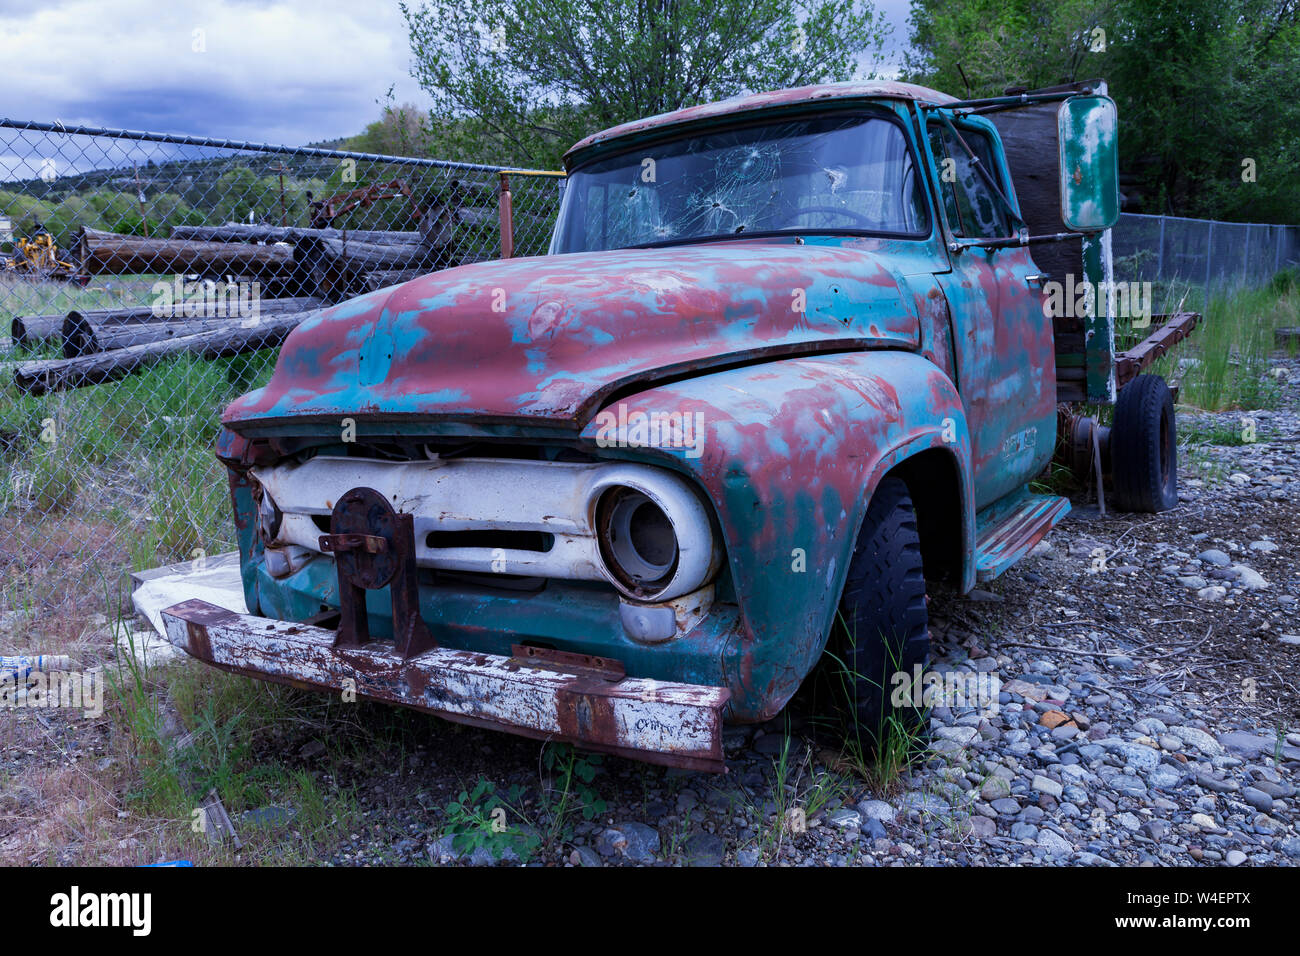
[[967, 589, 1003, 603], [1231, 565, 1269, 590], [1197, 549, 1231, 566], [1031, 775, 1063, 799], [1249, 540, 1279, 553], [828, 808, 861, 829], [1011, 822, 1039, 841], [1226, 849, 1247, 866], [1176, 575, 1207, 589], [1197, 585, 1227, 602], [1114, 742, 1160, 772], [736, 848, 761, 867], [572, 846, 603, 867], [857, 800, 895, 823], [1039, 710, 1071, 729], [1242, 787, 1274, 813], [598, 823, 660, 863], [861, 817, 888, 840], [969, 815, 996, 839], [681, 832, 725, 866], [1196, 773, 1239, 793], [1133, 718, 1169, 736], [1170, 726, 1225, 756], [1037, 829, 1073, 857], [934, 725, 979, 746], [1190, 813, 1221, 831], [980, 776, 1012, 802], [990, 798, 1020, 815]]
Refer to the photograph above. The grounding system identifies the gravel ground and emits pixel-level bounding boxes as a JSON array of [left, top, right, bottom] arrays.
[[2, 361, 1297, 867]]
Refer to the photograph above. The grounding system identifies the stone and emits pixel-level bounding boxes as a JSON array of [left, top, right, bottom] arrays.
[[598, 823, 660, 862], [1226, 849, 1247, 867], [857, 800, 895, 823], [1037, 829, 1073, 857], [979, 776, 1012, 801], [681, 832, 725, 866], [1031, 775, 1063, 799], [1197, 585, 1227, 602], [1231, 565, 1269, 590], [1171, 726, 1225, 756], [1039, 710, 1071, 729], [1197, 549, 1231, 566], [1241, 787, 1274, 813], [828, 808, 861, 829]]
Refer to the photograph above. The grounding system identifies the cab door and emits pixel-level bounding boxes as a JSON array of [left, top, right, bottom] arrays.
[[921, 111, 1057, 509]]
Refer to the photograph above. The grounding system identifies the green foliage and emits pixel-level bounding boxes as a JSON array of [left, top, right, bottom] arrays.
[[442, 778, 540, 861], [905, 0, 1300, 222], [400, 0, 892, 168]]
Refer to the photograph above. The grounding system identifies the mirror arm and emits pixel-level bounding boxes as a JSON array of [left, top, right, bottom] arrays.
[[948, 229, 1101, 254]]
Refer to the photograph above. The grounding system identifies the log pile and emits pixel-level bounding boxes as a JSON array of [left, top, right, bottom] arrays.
[[15, 307, 324, 395], [10, 185, 502, 393]]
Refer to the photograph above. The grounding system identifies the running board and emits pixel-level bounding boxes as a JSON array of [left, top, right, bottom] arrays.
[[973, 490, 1071, 582]]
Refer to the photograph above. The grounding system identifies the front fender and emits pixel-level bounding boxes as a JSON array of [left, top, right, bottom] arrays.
[[581, 350, 975, 720]]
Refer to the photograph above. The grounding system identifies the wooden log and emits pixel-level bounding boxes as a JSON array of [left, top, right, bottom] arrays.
[[14, 309, 322, 395], [62, 296, 326, 357], [10, 313, 65, 349], [76, 227, 294, 277], [172, 224, 425, 244]]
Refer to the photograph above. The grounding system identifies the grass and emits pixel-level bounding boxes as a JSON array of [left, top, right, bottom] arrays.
[[1126, 267, 1300, 412], [0, 341, 277, 617]]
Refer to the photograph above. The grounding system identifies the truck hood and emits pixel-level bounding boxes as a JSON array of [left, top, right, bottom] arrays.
[[224, 241, 923, 431]]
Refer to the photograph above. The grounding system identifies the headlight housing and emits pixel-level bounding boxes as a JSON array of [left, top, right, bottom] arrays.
[[592, 476, 719, 602]]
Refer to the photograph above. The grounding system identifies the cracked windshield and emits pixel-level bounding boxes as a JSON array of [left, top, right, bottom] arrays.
[[554, 113, 928, 252]]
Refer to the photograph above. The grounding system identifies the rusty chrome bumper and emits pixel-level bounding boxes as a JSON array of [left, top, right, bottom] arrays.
[[159, 599, 731, 772]]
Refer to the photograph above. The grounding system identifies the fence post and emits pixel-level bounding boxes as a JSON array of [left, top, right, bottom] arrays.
[[498, 171, 514, 260], [1156, 215, 1165, 282], [1204, 220, 1214, 313]]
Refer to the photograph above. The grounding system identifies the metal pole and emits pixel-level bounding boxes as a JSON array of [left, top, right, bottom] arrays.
[[498, 172, 514, 260], [1156, 215, 1165, 282], [1204, 221, 1214, 313]]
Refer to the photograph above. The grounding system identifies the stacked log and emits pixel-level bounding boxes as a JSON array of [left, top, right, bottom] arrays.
[[14, 308, 324, 395], [10, 313, 65, 350], [76, 227, 294, 278], [61, 296, 326, 357]]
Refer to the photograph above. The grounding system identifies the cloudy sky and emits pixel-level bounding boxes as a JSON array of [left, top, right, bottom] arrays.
[[0, 0, 914, 147]]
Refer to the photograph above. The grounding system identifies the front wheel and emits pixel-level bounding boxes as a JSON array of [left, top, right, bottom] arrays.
[[1111, 373, 1178, 513], [834, 476, 930, 752]]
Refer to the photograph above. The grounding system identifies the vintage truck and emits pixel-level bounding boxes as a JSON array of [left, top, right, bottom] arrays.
[[159, 80, 1197, 772]]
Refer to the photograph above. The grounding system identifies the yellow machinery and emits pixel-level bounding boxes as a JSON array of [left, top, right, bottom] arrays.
[[4, 229, 75, 278]]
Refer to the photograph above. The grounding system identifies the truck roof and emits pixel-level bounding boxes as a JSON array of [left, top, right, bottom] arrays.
[[564, 80, 957, 166]]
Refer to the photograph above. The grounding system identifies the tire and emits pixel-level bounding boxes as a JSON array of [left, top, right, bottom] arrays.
[[834, 476, 930, 751], [1111, 373, 1178, 513]]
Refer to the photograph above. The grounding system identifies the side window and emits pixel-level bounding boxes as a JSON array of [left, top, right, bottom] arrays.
[[928, 124, 1012, 239]]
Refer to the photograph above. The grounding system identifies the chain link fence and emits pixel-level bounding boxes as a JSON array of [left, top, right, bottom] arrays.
[[2, 116, 1299, 613], [0, 118, 564, 612], [1112, 212, 1300, 311]]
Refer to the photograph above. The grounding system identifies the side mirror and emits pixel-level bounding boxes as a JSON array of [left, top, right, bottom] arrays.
[[1058, 95, 1120, 232]]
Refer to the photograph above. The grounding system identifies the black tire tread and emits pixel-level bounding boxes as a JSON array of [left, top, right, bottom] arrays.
[[1112, 373, 1178, 513], [837, 476, 930, 740]]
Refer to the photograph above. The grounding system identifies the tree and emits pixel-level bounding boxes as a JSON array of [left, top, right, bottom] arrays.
[[400, 0, 892, 168], [905, 0, 1113, 97], [904, 0, 1300, 222]]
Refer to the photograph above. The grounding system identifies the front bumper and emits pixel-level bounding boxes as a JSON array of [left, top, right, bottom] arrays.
[[160, 599, 731, 772]]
